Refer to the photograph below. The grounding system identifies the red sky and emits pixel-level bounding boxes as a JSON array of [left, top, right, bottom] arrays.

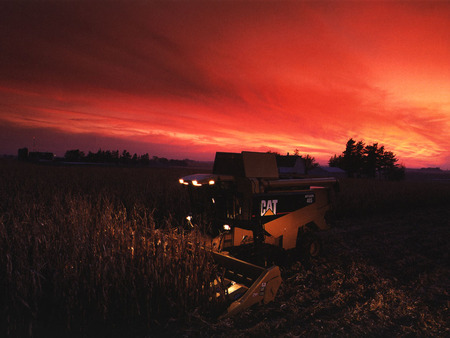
[[1, 1, 449, 168]]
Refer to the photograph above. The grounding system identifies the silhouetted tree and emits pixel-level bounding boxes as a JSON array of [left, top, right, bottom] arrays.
[[363, 143, 384, 178], [140, 153, 150, 165], [111, 150, 119, 163], [120, 150, 131, 164], [289, 149, 319, 172], [64, 149, 85, 162], [105, 150, 113, 162], [342, 139, 365, 177], [131, 153, 138, 164], [303, 154, 319, 173], [18, 148, 28, 161], [381, 151, 405, 180], [86, 151, 96, 162], [329, 154, 344, 168]]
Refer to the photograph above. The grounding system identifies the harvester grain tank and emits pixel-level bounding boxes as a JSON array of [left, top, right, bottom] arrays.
[[179, 151, 338, 317]]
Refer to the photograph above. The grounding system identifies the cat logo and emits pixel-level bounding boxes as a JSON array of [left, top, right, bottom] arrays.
[[261, 199, 278, 216]]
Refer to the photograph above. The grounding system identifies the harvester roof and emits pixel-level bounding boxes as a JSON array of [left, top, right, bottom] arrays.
[[213, 151, 279, 179]]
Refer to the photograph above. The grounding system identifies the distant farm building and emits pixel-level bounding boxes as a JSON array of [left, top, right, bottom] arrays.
[[276, 155, 306, 177], [18, 148, 54, 162], [309, 166, 346, 178]]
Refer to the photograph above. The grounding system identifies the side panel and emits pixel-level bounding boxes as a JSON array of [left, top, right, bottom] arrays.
[[253, 191, 315, 220], [263, 188, 331, 250]]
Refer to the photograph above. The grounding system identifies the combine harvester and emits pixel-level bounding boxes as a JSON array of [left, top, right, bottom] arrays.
[[179, 151, 338, 317]]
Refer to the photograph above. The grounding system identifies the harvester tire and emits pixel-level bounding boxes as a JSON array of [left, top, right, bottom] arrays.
[[306, 233, 322, 257], [297, 231, 322, 259]]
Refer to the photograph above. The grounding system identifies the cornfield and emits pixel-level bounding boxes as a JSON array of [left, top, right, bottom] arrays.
[[0, 160, 218, 336], [1, 159, 449, 336]]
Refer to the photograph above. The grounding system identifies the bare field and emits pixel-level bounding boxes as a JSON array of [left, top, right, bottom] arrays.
[[1, 160, 449, 337]]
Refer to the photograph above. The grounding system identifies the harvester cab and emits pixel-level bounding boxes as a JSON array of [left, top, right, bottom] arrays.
[[178, 151, 338, 317]]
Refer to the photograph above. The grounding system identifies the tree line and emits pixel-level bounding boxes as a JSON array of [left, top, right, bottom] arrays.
[[64, 149, 189, 166], [329, 138, 405, 180], [18, 147, 188, 167]]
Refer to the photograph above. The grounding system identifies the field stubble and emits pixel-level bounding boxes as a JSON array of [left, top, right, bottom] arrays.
[[1, 160, 449, 336], [199, 206, 449, 337]]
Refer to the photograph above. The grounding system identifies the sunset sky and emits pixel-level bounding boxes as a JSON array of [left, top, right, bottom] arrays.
[[1, 1, 449, 169]]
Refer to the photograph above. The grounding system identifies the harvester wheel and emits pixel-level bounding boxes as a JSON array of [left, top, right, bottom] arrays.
[[307, 234, 322, 257], [297, 231, 322, 259]]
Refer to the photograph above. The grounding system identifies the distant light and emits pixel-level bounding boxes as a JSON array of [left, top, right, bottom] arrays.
[[208, 180, 215, 185], [223, 224, 231, 231], [192, 180, 202, 186], [186, 215, 192, 221]]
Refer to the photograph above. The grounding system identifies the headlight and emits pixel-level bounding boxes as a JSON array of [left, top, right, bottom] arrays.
[[179, 178, 188, 185], [186, 215, 194, 228]]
